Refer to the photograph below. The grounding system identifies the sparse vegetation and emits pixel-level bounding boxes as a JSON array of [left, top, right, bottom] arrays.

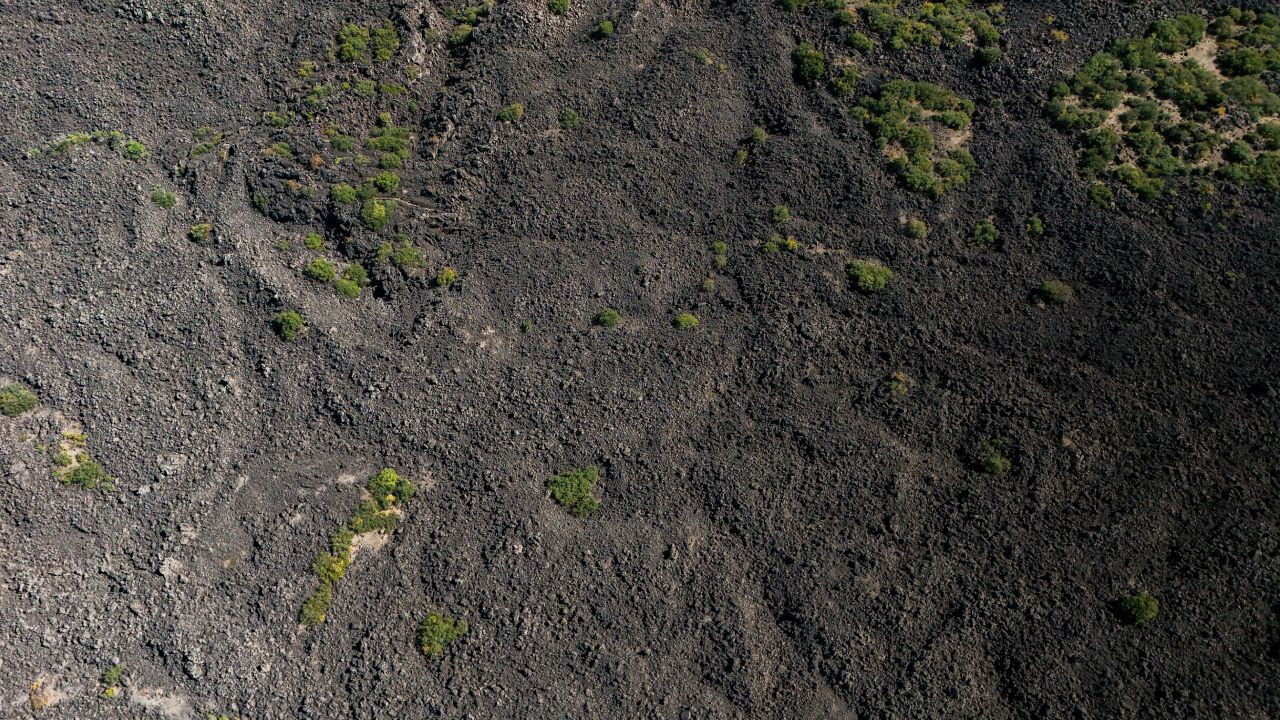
[[560, 108, 582, 130], [301, 468, 415, 625], [304, 258, 337, 281], [596, 20, 614, 38], [418, 614, 469, 657], [0, 384, 38, 417], [547, 466, 601, 517], [858, 0, 1004, 64], [101, 663, 125, 699], [361, 198, 391, 230], [1112, 592, 1159, 625], [905, 218, 929, 238], [674, 312, 699, 330], [1026, 215, 1045, 238], [848, 259, 893, 292], [189, 223, 212, 243], [855, 80, 976, 196], [274, 311, 305, 340], [150, 188, 176, 209], [771, 204, 791, 223], [792, 42, 826, 84], [303, 232, 324, 251], [498, 103, 525, 122], [436, 266, 459, 287], [548, 0, 567, 15], [331, 183, 358, 204]]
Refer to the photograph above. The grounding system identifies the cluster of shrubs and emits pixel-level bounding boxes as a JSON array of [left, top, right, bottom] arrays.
[[53, 427, 115, 492], [734, 127, 768, 165], [337, 21, 400, 64], [848, 259, 893, 292], [855, 80, 977, 196], [547, 466, 601, 517], [0, 383, 37, 417], [859, 0, 1003, 64], [35, 130, 146, 160], [301, 468, 416, 625], [419, 614, 469, 657], [446, 2, 492, 47], [1047, 9, 1280, 198], [304, 257, 372, 298]]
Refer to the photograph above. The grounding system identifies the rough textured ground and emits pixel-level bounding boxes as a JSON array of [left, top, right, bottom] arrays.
[[1, 0, 1277, 718]]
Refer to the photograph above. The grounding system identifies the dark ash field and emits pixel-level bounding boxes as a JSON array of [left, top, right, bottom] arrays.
[[1, 0, 1277, 718]]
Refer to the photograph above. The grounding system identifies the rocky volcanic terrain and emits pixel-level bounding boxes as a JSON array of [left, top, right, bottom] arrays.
[[0, 0, 1277, 718]]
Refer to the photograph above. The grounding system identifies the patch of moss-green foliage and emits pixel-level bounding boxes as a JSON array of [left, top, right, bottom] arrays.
[[905, 218, 929, 238], [36, 130, 147, 160], [1026, 215, 1045, 238], [596, 20, 614, 38], [338, 22, 397, 63], [971, 219, 999, 249], [855, 80, 976, 197], [976, 437, 1011, 475], [498, 103, 525, 122], [303, 232, 324, 251], [436, 266, 459, 287], [858, 0, 1003, 63], [382, 237, 425, 268], [304, 258, 337, 281], [547, 466, 601, 517], [418, 614, 469, 657], [792, 42, 826, 84], [274, 310, 305, 340], [1037, 279, 1074, 304], [711, 240, 729, 268], [361, 199, 392, 230], [595, 308, 621, 327], [560, 108, 583, 130], [189, 223, 212, 243], [848, 259, 893, 292], [371, 171, 400, 192], [1112, 592, 1159, 624], [1048, 9, 1280, 198], [100, 663, 125, 699], [673, 312, 700, 330], [0, 384, 37, 417], [331, 183, 358, 204], [365, 114, 413, 168], [56, 449, 115, 492], [301, 468, 415, 625], [151, 188, 176, 209], [771, 204, 792, 223], [548, 0, 568, 15]]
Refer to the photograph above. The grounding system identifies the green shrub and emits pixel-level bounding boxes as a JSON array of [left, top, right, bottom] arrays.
[[971, 219, 999, 249], [1112, 592, 1158, 625], [673, 312, 699, 330], [847, 259, 893, 292], [312, 552, 350, 584], [63, 459, 111, 490], [304, 258, 337, 281], [372, 21, 400, 63], [331, 184, 358, 204], [596, 20, 614, 38], [303, 232, 324, 251], [547, 466, 601, 517], [367, 467, 416, 509], [1026, 215, 1045, 238], [299, 582, 333, 625], [1089, 182, 1114, 208], [848, 31, 874, 53], [331, 134, 355, 151], [770, 204, 791, 223], [750, 127, 768, 145], [595, 308, 621, 327], [1037, 279, 1073, 304], [560, 108, 582, 130], [548, 0, 568, 14], [371, 171, 400, 192], [449, 23, 474, 47], [274, 311, 305, 340], [100, 663, 126, 698], [189, 223, 212, 243], [334, 279, 360, 298], [432, 266, 458, 287], [792, 42, 826, 84], [905, 218, 929, 238], [976, 437, 1011, 475], [338, 23, 371, 62], [343, 263, 370, 287], [418, 614, 469, 657], [498, 103, 525, 121], [830, 66, 858, 96], [361, 199, 391, 229], [389, 240, 424, 268], [0, 384, 37, 417], [150, 188, 176, 209], [122, 140, 146, 159]]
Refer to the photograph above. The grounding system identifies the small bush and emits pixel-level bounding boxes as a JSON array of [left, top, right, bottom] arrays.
[[976, 437, 1011, 475], [151, 188, 176, 209], [337, 23, 371, 62], [189, 223, 212, 243], [436, 266, 459, 287], [498, 103, 525, 122], [101, 663, 125, 699], [971, 219, 999, 249], [122, 140, 146, 159], [361, 199, 391, 230], [303, 232, 324, 250], [418, 613, 469, 657], [596, 20, 614, 38], [304, 258, 337, 281], [770, 204, 791, 223], [334, 279, 360, 298], [560, 108, 582, 130], [367, 467, 416, 509], [848, 259, 893, 292], [389, 240, 425, 268], [274, 311, 305, 340], [312, 552, 350, 584], [750, 127, 768, 145], [547, 466, 601, 517], [1112, 592, 1158, 625], [673, 312, 699, 330], [792, 42, 826, 84], [0, 384, 37, 417], [1089, 182, 1114, 208], [548, 0, 568, 14], [63, 459, 111, 490], [371, 171, 400, 192], [343, 263, 370, 288], [1037, 279, 1073, 304], [331, 184, 358, 204], [830, 66, 858, 96], [905, 218, 929, 238], [1026, 215, 1045, 238], [595, 308, 621, 327], [299, 582, 333, 625]]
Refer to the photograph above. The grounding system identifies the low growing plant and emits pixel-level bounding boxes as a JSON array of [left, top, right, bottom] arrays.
[[0, 384, 37, 417], [547, 466, 601, 517]]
